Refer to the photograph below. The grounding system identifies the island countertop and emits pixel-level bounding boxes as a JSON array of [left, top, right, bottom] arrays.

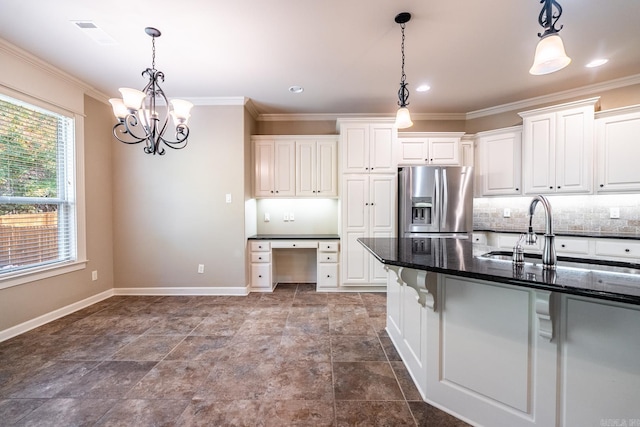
[[358, 237, 640, 306]]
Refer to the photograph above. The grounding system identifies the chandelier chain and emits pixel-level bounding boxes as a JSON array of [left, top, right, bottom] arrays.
[[151, 35, 156, 70], [400, 23, 406, 85]]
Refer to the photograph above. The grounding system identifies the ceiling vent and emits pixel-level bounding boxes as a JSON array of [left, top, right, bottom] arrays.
[[71, 21, 118, 45]]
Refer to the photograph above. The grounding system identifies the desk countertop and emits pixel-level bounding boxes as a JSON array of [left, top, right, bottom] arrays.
[[248, 234, 340, 240]]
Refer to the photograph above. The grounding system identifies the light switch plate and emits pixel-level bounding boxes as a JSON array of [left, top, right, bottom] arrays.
[[610, 207, 620, 219], [503, 208, 511, 218]]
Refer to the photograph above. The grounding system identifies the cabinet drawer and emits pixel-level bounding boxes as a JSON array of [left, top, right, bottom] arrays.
[[497, 233, 541, 251], [251, 252, 271, 263], [318, 241, 339, 252], [250, 241, 270, 252], [556, 237, 589, 255], [472, 233, 487, 245], [251, 263, 271, 289], [270, 240, 318, 249], [318, 253, 338, 263], [595, 240, 640, 260], [317, 264, 339, 288]]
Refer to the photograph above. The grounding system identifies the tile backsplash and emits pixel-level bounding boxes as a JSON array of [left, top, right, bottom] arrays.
[[473, 194, 640, 236]]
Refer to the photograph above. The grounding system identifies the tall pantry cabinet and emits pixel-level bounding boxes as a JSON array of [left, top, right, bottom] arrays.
[[339, 120, 397, 287]]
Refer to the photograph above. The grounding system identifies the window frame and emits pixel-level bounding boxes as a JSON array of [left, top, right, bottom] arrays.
[[0, 90, 86, 290]]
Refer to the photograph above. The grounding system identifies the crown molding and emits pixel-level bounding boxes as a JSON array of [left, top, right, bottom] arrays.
[[257, 111, 466, 122], [466, 74, 640, 120]]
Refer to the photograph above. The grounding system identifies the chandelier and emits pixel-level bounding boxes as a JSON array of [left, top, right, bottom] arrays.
[[109, 27, 193, 155], [394, 12, 413, 129], [529, 0, 571, 75]]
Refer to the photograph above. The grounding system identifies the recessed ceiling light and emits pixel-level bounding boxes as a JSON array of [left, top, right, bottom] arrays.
[[586, 58, 609, 68], [416, 84, 431, 92], [289, 85, 304, 94]]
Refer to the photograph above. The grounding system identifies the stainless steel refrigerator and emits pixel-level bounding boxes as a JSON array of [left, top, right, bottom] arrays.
[[398, 165, 474, 238]]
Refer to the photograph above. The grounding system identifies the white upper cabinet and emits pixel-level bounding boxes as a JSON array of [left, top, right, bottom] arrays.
[[397, 132, 464, 166], [253, 138, 295, 197], [475, 126, 522, 196], [295, 137, 338, 197], [253, 136, 337, 198], [520, 98, 598, 195], [339, 121, 396, 173], [595, 106, 640, 193]]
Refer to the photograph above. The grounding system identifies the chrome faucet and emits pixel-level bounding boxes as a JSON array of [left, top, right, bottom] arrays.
[[526, 195, 556, 269]]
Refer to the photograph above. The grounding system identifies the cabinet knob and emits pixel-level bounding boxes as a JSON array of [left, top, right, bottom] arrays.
[[625, 249, 631, 253], [270, 190, 274, 193], [327, 256, 331, 260], [365, 202, 369, 206], [600, 184, 604, 188], [515, 188, 519, 191], [293, 244, 296, 247], [275, 190, 279, 193], [561, 244, 566, 248], [258, 275, 262, 278], [327, 275, 331, 278], [371, 167, 374, 170], [549, 186, 553, 189], [258, 257, 262, 260], [557, 186, 561, 189]]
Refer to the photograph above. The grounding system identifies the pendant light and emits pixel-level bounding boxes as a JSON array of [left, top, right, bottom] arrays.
[[109, 27, 194, 155], [529, 0, 571, 75], [395, 12, 413, 129]]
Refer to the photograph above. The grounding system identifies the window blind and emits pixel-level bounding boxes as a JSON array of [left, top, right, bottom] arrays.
[[0, 94, 76, 276]]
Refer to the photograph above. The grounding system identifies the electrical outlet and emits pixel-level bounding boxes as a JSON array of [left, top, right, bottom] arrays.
[[197, 264, 205, 274], [225, 194, 232, 203], [610, 207, 620, 219], [91, 270, 98, 281], [289, 212, 295, 221], [503, 208, 511, 218], [284, 213, 289, 221], [264, 212, 270, 222]]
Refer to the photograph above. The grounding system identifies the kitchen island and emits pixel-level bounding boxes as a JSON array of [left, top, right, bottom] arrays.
[[359, 237, 640, 427]]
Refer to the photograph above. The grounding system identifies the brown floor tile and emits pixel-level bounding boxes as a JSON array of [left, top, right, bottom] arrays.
[[110, 335, 185, 361], [408, 401, 471, 426], [331, 335, 388, 361], [391, 361, 424, 401], [6, 360, 98, 398], [335, 401, 416, 426], [0, 398, 47, 424], [333, 362, 405, 401], [142, 315, 205, 335], [54, 361, 156, 399], [380, 336, 403, 361], [126, 360, 211, 399], [164, 335, 232, 361], [177, 399, 263, 426], [280, 334, 331, 363], [13, 398, 117, 427], [329, 306, 376, 336], [94, 398, 189, 427], [260, 400, 336, 426]]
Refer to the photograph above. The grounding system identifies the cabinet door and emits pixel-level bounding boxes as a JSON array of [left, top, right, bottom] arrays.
[[398, 138, 428, 164], [274, 140, 295, 196], [296, 140, 316, 196], [478, 130, 522, 196], [341, 175, 369, 285], [342, 125, 369, 173], [555, 107, 592, 194], [369, 175, 396, 283], [461, 140, 474, 167], [369, 124, 395, 173], [254, 140, 275, 197], [596, 112, 640, 192], [523, 112, 555, 194], [429, 138, 460, 165], [316, 139, 338, 196]]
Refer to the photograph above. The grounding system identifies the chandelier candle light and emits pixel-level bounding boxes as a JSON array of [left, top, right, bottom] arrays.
[[395, 12, 413, 129], [109, 27, 193, 155], [529, 0, 571, 75]]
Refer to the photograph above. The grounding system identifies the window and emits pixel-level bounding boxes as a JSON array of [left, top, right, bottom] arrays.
[[0, 93, 77, 278]]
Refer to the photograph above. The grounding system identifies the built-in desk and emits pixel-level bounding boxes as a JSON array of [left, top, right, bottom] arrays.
[[247, 235, 340, 291]]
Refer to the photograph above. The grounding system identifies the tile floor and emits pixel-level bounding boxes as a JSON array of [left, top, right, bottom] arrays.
[[0, 284, 469, 426]]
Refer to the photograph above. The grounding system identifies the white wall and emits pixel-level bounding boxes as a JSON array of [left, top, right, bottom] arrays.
[[112, 105, 250, 290]]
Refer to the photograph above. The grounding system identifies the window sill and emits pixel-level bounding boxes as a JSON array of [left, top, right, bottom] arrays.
[[0, 260, 88, 290]]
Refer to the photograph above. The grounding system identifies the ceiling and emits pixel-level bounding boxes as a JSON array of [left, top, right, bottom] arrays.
[[1, 0, 639, 118]]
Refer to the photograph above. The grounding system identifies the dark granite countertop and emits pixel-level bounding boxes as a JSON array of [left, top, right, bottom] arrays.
[[358, 237, 640, 306], [474, 229, 640, 240], [248, 234, 340, 240]]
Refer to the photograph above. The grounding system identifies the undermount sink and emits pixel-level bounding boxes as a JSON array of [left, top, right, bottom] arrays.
[[479, 251, 640, 275]]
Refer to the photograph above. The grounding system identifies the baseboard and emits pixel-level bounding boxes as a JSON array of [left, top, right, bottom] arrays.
[[113, 286, 250, 296], [0, 289, 114, 342]]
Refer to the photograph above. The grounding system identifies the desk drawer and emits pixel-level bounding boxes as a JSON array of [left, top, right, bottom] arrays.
[[318, 253, 338, 263], [318, 241, 339, 252], [556, 237, 589, 255], [251, 252, 271, 263], [270, 241, 318, 249], [251, 264, 271, 289], [250, 241, 270, 252], [318, 264, 339, 288]]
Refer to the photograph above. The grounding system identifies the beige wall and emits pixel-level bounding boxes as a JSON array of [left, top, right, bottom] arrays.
[[112, 105, 249, 290], [0, 94, 115, 332]]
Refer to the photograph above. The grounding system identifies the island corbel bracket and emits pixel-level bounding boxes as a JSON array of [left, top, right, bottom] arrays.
[[386, 266, 437, 311], [535, 290, 555, 341]]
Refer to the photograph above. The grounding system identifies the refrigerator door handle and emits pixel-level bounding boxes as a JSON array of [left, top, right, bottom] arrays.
[[441, 168, 448, 229], [434, 168, 441, 229]]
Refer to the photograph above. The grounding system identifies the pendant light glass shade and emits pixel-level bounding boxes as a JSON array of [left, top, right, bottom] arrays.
[[529, 34, 571, 75], [395, 106, 413, 129]]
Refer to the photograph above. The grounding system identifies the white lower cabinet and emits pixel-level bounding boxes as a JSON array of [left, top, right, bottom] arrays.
[[387, 267, 640, 427], [248, 239, 340, 291], [317, 241, 339, 289], [249, 241, 273, 291]]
